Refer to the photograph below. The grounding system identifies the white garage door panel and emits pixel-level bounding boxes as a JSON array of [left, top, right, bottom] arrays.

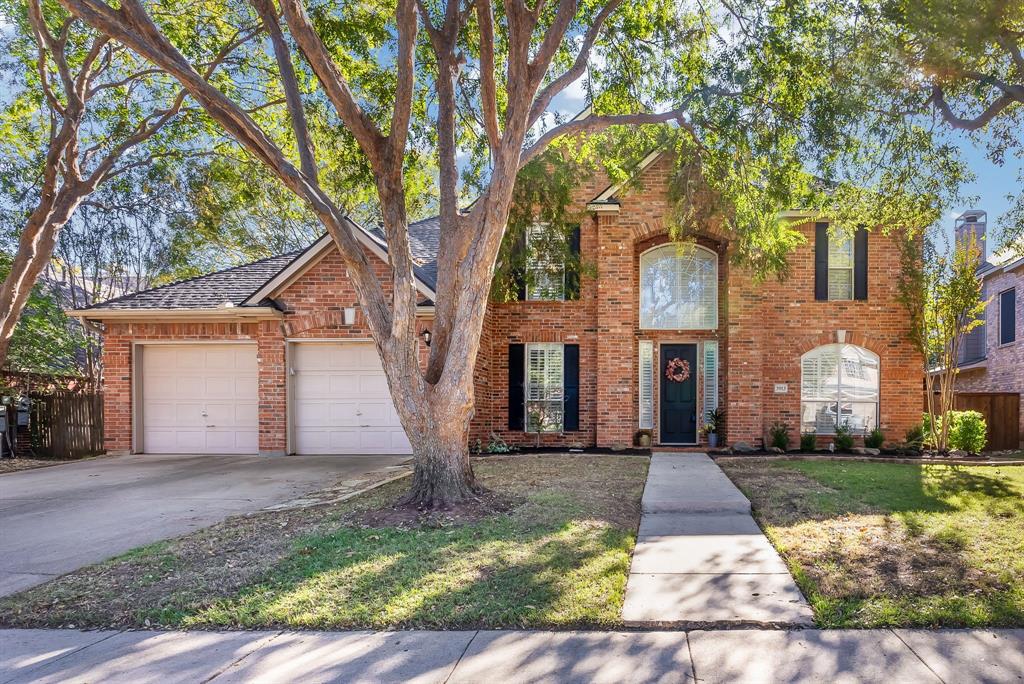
[[292, 342, 412, 455], [141, 344, 258, 454]]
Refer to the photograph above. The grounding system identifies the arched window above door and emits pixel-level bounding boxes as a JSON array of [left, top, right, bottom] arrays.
[[639, 243, 718, 330]]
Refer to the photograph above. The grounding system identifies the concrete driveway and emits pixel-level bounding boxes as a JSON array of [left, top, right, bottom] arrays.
[[0, 453, 409, 597]]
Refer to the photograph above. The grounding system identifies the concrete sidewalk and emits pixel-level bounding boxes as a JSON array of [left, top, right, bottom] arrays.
[[622, 453, 812, 626], [2, 628, 1022, 683]]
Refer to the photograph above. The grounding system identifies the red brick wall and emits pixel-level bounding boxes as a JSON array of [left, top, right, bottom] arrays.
[[470, 154, 923, 449], [99, 245, 429, 455], [955, 264, 1023, 447], [99, 154, 923, 454]]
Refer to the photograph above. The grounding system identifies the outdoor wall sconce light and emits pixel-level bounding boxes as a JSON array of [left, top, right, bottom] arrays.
[[421, 329, 432, 346]]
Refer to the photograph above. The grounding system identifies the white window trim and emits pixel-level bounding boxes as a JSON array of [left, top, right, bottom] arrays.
[[827, 234, 855, 301], [525, 224, 566, 301], [525, 342, 565, 433], [800, 343, 879, 435], [638, 243, 719, 330]]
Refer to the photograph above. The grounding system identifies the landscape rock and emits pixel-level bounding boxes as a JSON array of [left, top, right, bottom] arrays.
[[732, 442, 758, 454], [767, 447, 785, 454], [852, 447, 880, 456]]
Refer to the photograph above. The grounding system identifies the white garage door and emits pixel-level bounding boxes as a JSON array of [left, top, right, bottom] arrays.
[[291, 342, 412, 455], [141, 344, 258, 454]]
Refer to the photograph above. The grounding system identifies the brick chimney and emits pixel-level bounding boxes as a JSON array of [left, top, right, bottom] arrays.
[[954, 210, 987, 263]]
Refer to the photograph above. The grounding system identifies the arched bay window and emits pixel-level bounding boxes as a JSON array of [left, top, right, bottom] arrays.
[[640, 244, 718, 329], [801, 343, 879, 434]]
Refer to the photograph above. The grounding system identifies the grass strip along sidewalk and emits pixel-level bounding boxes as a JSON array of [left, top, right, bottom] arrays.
[[0, 455, 647, 630], [720, 459, 1024, 628]]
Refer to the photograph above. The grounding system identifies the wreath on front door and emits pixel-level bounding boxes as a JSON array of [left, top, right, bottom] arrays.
[[665, 357, 691, 383]]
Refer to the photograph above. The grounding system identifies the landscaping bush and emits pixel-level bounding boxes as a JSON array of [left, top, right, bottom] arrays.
[[834, 422, 854, 451], [800, 431, 817, 452], [905, 423, 925, 449], [768, 422, 791, 450], [922, 411, 988, 452], [864, 428, 884, 449], [948, 410, 987, 453]]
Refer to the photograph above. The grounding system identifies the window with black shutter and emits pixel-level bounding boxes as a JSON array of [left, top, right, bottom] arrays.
[[1000, 288, 1017, 345]]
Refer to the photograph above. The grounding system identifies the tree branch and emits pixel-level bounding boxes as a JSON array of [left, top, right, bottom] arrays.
[[250, 0, 318, 182], [476, 0, 501, 147], [278, 0, 387, 169], [519, 106, 689, 167], [528, 0, 623, 127], [929, 85, 1017, 132]]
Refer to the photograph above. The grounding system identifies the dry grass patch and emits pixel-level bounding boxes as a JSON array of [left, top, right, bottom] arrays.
[[0, 454, 647, 630], [720, 459, 1024, 628]]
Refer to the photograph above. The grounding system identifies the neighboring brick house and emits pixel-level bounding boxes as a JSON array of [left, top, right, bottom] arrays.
[[73, 151, 923, 456], [953, 242, 1023, 449]]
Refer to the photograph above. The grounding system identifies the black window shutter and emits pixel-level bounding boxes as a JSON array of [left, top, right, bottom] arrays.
[[1001, 288, 1016, 344], [511, 232, 527, 301], [854, 228, 869, 300], [814, 222, 829, 301], [508, 344, 525, 430], [563, 344, 580, 431], [565, 225, 581, 300]]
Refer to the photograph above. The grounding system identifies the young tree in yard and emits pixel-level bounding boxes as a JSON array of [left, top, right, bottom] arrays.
[[51, 0, 947, 505], [900, 230, 988, 452], [0, 0, 262, 368]]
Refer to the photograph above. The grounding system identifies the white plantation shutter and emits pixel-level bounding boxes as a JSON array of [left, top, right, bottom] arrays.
[[801, 343, 879, 434], [638, 341, 654, 429], [827, 236, 854, 300], [702, 341, 719, 421], [526, 343, 564, 432], [526, 224, 566, 300]]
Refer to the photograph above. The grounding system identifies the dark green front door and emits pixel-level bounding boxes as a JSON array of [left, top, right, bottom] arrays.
[[660, 343, 698, 444]]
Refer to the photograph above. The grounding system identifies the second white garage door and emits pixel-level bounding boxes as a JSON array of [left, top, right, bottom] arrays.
[[291, 342, 413, 455]]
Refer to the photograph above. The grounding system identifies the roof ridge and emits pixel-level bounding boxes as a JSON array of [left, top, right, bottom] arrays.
[[82, 250, 302, 311]]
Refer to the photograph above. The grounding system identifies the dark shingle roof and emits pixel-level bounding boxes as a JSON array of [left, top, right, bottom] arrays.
[[83, 251, 301, 310], [83, 215, 443, 311]]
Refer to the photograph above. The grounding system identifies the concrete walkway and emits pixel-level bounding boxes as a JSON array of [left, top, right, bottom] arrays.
[[622, 453, 813, 626], [2, 628, 1022, 683]]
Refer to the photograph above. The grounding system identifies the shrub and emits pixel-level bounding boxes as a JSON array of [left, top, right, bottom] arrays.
[[948, 410, 987, 453], [800, 431, 817, 452], [834, 422, 854, 451], [905, 423, 925, 449], [768, 422, 791, 450], [922, 411, 988, 452], [864, 428, 884, 449]]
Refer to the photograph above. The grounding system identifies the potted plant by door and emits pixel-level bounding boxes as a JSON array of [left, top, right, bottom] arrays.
[[704, 408, 724, 448]]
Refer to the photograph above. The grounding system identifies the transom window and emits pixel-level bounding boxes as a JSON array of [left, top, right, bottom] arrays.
[[828, 235, 855, 300], [526, 224, 565, 301], [801, 343, 879, 434], [640, 244, 718, 330], [525, 343, 564, 432]]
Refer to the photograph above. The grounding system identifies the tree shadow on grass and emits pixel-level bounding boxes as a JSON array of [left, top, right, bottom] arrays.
[[183, 514, 633, 630]]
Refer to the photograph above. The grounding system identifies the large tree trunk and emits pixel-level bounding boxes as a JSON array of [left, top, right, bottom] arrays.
[[398, 393, 481, 509], [0, 193, 82, 367]]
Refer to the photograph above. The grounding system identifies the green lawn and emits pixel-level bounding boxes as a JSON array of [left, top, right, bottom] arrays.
[[0, 455, 647, 630], [720, 459, 1024, 628]]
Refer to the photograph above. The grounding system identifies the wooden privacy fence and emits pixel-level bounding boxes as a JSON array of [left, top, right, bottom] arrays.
[[925, 392, 1021, 451], [29, 392, 104, 458]]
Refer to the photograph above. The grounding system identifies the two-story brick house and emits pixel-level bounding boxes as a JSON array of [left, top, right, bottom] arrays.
[[73, 151, 923, 456]]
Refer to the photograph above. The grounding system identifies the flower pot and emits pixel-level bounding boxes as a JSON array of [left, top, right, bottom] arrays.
[[707, 433, 719, 448], [638, 432, 652, 447]]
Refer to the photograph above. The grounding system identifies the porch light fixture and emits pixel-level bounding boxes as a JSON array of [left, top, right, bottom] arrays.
[[421, 329, 432, 346]]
